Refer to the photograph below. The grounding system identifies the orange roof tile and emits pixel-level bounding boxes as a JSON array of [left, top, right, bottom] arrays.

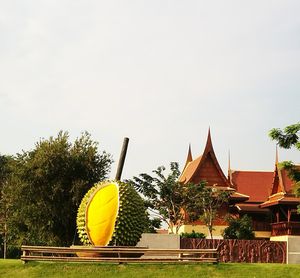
[[235, 203, 270, 213], [179, 129, 231, 188], [260, 164, 299, 207], [271, 164, 300, 195], [280, 168, 295, 193], [180, 144, 193, 180], [179, 155, 202, 183], [260, 195, 300, 208], [230, 191, 250, 201], [231, 171, 273, 203]]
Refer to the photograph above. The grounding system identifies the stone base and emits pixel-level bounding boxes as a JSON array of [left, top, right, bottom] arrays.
[[271, 235, 300, 264], [137, 233, 180, 249]]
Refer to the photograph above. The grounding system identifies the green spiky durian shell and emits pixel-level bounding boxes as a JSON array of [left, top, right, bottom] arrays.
[[76, 181, 147, 246]]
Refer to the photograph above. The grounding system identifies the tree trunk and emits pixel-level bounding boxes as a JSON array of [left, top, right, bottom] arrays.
[[4, 222, 7, 259], [209, 209, 213, 239], [209, 226, 213, 240]]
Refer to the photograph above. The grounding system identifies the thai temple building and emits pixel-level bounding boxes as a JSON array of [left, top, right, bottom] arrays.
[[179, 129, 300, 239]]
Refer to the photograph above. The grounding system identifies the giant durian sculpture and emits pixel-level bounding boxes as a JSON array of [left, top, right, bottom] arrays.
[[76, 181, 146, 246]]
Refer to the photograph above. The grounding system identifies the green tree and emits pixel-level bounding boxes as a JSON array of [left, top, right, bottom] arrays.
[[222, 215, 255, 240], [0, 155, 10, 258], [180, 230, 206, 239], [143, 216, 161, 233], [269, 123, 300, 197], [0, 155, 22, 258], [195, 186, 230, 239], [269, 123, 300, 150], [4, 131, 112, 247], [128, 162, 204, 234]]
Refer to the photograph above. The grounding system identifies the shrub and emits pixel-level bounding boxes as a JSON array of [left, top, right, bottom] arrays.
[[180, 230, 206, 239], [222, 215, 255, 240]]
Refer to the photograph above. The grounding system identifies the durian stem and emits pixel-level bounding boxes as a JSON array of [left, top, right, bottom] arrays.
[[115, 137, 129, 181]]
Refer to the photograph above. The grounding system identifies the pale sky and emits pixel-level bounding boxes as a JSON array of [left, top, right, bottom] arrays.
[[0, 1, 299, 180]]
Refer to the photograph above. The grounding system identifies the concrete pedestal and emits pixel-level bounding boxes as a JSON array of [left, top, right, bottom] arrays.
[[271, 235, 300, 264], [137, 233, 180, 249]]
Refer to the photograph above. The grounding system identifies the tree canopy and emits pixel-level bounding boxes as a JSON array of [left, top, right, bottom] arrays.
[[269, 123, 300, 196], [195, 186, 230, 239], [0, 131, 112, 252], [129, 162, 204, 234], [222, 215, 255, 240], [269, 123, 300, 150], [129, 162, 230, 237]]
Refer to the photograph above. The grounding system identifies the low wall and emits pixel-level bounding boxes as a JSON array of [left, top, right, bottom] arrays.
[[181, 238, 286, 263], [136, 233, 180, 249]]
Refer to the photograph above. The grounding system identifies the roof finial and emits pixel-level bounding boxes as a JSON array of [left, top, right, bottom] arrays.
[[228, 150, 232, 184], [204, 127, 213, 152], [179, 143, 193, 181], [187, 143, 193, 162], [181, 143, 193, 173]]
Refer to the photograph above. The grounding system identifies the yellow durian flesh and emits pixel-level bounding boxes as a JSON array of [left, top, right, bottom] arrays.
[[85, 182, 119, 246]]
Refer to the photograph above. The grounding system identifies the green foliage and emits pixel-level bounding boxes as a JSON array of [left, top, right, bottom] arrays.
[[128, 162, 205, 234], [269, 123, 300, 150], [0, 155, 10, 226], [0, 131, 112, 249], [278, 161, 300, 195], [180, 230, 206, 239], [143, 217, 161, 233], [269, 123, 300, 210], [222, 215, 255, 240], [0, 155, 16, 258], [129, 162, 230, 237], [0, 156, 13, 219], [195, 186, 231, 239]]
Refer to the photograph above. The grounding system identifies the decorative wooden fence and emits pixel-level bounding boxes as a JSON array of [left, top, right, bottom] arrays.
[[21, 245, 219, 264], [181, 239, 286, 263], [271, 221, 300, 236]]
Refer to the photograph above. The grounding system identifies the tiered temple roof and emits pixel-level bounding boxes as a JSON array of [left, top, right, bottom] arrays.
[[261, 164, 300, 208], [180, 129, 299, 215], [179, 129, 248, 201], [230, 171, 273, 202], [229, 171, 273, 213], [180, 129, 233, 187]]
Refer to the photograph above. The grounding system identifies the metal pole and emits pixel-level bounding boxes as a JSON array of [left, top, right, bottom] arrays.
[[115, 137, 129, 181]]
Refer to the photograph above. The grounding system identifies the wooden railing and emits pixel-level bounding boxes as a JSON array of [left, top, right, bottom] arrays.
[[271, 221, 300, 236], [252, 222, 271, 232], [21, 245, 219, 264]]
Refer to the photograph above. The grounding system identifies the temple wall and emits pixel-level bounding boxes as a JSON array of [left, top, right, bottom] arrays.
[[181, 238, 286, 263], [254, 231, 271, 238], [271, 235, 300, 264], [136, 234, 290, 263]]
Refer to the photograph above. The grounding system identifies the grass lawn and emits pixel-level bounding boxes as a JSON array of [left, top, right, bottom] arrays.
[[1, 259, 300, 278]]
